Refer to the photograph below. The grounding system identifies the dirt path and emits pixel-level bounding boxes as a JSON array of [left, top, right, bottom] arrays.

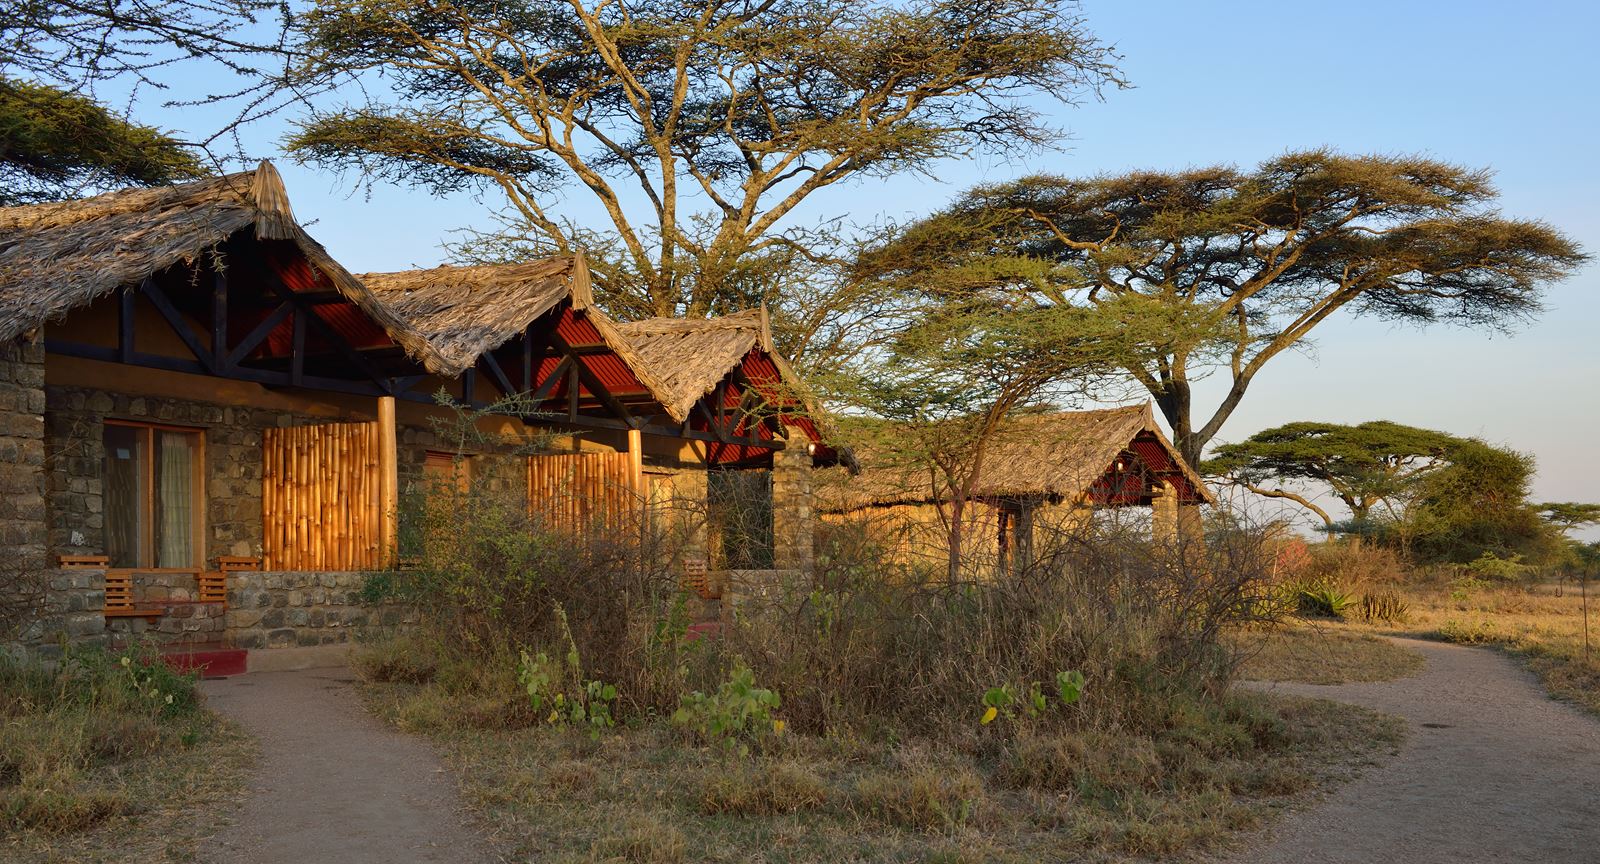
[[197, 667, 491, 864], [1231, 637, 1600, 863]]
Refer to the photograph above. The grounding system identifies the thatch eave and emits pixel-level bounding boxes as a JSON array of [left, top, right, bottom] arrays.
[[0, 161, 453, 376]]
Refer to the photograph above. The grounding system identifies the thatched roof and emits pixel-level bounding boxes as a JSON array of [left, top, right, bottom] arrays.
[[818, 404, 1214, 510], [362, 255, 684, 412], [615, 308, 773, 419], [615, 304, 822, 430], [0, 162, 448, 372]]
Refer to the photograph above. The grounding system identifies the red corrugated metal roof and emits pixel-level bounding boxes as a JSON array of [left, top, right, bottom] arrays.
[[251, 241, 395, 358], [1084, 434, 1204, 506]]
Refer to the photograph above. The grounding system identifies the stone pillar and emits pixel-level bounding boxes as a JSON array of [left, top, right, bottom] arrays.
[[770, 430, 814, 575], [1150, 479, 1179, 547], [0, 337, 57, 648], [771, 433, 813, 574]]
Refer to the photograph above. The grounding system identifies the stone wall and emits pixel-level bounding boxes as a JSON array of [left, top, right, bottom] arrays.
[[0, 338, 49, 648], [10, 569, 106, 657], [43, 387, 338, 562], [226, 570, 416, 649]]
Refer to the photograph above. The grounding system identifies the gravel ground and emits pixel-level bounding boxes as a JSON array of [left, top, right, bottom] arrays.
[[1230, 637, 1600, 864], [197, 667, 491, 864]]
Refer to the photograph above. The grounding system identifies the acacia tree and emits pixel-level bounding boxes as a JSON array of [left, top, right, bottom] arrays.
[[1202, 420, 1463, 528], [1405, 440, 1556, 564], [857, 151, 1587, 466], [1538, 503, 1600, 537], [286, 0, 1120, 319]]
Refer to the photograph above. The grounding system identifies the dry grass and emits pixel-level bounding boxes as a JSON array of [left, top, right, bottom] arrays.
[[360, 677, 1402, 864], [1233, 627, 1425, 685], [1374, 576, 1600, 716], [0, 650, 256, 863]]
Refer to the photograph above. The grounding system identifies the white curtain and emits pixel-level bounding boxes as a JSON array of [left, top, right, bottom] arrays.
[[157, 431, 195, 567]]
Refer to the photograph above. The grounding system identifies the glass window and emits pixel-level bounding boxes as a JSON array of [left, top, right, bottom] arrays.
[[103, 422, 202, 568]]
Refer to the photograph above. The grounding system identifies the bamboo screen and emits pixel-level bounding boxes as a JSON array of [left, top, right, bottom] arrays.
[[527, 453, 640, 535], [262, 422, 383, 570]]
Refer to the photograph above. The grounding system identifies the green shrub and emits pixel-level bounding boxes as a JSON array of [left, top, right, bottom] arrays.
[[672, 663, 782, 756], [1464, 551, 1533, 583], [1295, 584, 1355, 619], [515, 648, 619, 738]]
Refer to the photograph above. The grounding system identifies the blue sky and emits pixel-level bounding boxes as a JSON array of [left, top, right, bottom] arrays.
[[118, 1, 1600, 529]]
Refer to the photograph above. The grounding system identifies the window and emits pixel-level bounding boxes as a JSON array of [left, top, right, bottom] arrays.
[[707, 469, 773, 570], [422, 450, 471, 493], [103, 422, 203, 568]]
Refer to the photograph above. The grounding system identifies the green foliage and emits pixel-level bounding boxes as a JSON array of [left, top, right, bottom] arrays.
[[515, 649, 620, 738], [672, 663, 782, 757], [981, 670, 1086, 725], [1538, 503, 1600, 535], [1288, 580, 1355, 619], [1057, 669, 1087, 704], [859, 151, 1586, 463], [1404, 440, 1562, 565], [0, 78, 205, 206], [1464, 551, 1534, 583]]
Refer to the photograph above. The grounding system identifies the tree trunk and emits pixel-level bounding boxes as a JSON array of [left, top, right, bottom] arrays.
[[947, 496, 964, 586], [1151, 380, 1201, 468]]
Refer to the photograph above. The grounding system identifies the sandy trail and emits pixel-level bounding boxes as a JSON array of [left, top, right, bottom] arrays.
[[1230, 637, 1600, 863], [198, 667, 490, 864]]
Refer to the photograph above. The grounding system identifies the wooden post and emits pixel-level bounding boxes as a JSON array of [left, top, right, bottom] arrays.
[[211, 268, 228, 370], [627, 427, 644, 494], [377, 396, 399, 568]]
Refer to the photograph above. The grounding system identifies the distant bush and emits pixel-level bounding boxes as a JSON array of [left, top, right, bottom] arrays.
[[1301, 540, 1407, 588]]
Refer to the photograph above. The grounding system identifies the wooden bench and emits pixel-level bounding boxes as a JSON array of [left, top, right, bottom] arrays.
[[58, 554, 109, 569]]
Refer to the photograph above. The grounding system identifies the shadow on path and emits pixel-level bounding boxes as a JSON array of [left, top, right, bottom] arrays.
[[1229, 637, 1600, 864], [198, 667, 490, 864]]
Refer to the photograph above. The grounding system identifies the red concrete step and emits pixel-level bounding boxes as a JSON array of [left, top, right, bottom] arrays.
[[160, 643, 248, 678]]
